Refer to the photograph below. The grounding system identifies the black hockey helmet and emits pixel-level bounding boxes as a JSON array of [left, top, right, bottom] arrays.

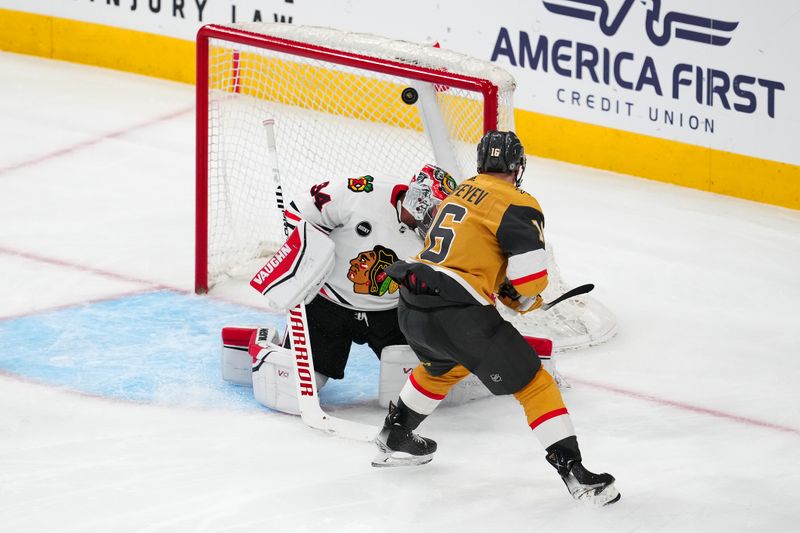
[[477, 130, 526, 186]]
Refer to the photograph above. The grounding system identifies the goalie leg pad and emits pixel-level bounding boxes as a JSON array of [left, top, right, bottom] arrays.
[[252, 345, 301, 415], [379, 345, 418, 408], [251, 326, 329, 415], [248, 326, 282, 360], [441, 373, 492, 406], [220, 325, 284, 386], [221, 326, 258, 386], [379, 345, 492, 408], [523, 336, 569, 388], [524, 335, 553, 372]]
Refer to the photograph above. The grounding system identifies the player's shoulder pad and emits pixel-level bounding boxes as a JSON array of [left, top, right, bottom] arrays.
[[304, 176, 369, 215], [496, 199, 546, 256], [512, 187, 543, 213]]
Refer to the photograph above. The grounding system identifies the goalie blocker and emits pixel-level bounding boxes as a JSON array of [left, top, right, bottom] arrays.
[[221, 326, 556, 413], [249, 220, 335, 310]]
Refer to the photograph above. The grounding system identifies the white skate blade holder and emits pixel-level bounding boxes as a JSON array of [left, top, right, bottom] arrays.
[[371, 448, 434, 468], [569, 479, 621, 507]]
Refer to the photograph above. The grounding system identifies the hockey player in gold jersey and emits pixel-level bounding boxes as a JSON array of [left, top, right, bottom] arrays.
[[373, 130, 620, 507]]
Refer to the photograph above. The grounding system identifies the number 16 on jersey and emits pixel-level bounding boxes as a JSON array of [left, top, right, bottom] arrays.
[[419, 203, 468, 264]]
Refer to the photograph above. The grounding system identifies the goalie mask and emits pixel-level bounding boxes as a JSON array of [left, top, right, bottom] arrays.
[[402, 164, 456, 239]]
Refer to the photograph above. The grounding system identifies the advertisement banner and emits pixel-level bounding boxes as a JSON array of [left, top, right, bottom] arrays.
[[2, 0, 796, 166], [1, 0, 798, 196]]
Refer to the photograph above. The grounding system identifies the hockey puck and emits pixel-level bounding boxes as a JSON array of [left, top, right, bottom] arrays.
[[401, 87, 418, 105]]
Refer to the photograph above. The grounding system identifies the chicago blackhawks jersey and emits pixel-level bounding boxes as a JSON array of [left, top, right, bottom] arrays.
[[414, 173, 549, 305], [285, 174, 423, 311]]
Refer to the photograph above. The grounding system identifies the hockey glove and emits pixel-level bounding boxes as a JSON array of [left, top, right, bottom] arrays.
[[384, 261, 441, 296], [498, 280, 543, 314], [380, 269, 438, 295], [498, 279, 521, 300]]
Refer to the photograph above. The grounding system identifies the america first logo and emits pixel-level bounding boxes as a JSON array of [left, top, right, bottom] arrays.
[[491, 0, 786, 128], [542, 0, 739, 47]]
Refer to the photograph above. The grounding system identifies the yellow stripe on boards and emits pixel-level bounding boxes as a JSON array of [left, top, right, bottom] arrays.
[[0, 9, 54, 57], [0, 8, 194, 84], [2, 8, 797, 210], [515, 109, 800, 210]]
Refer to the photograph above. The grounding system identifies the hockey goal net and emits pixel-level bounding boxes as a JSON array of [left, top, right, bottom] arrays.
[[196, 23, 616, 351]]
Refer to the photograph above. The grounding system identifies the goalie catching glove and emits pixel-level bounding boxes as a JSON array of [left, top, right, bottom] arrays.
[[497, 279, 543, 314]]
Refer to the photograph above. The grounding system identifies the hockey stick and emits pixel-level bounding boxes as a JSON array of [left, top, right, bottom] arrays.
[[541, 283, 594, 311], [263, 118, 289, 236], [262, 118, 378, 442], [501, 280, 595, 312], [285, 302, 379, 442]]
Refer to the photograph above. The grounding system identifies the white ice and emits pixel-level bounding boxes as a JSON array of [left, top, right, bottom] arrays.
[[1, 51, 800, 533]]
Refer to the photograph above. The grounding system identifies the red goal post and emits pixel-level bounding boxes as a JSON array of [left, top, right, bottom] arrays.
[[196, 23, 515, 294], [195, 23, 616, 351]]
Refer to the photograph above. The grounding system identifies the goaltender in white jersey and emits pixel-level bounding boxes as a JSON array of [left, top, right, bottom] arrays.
[[283, 172, 428, 311], [220, 165, 498, 413]]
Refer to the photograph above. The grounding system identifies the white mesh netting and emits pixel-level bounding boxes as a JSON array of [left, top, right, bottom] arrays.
[[199, 23, 615, 351]]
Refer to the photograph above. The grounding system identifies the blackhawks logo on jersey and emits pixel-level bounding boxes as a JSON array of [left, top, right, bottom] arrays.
[[431, 167, 457, 195], [347, 175, 374, 193], [347, 245, 399, 296]]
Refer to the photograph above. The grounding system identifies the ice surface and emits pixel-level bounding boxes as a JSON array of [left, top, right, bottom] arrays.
[[1, 51, 800, 532]]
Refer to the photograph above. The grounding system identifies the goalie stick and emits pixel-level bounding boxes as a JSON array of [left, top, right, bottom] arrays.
[[285, 302, 379, 442], [263, 118, 289, 237], [262, 118, 378, 442]]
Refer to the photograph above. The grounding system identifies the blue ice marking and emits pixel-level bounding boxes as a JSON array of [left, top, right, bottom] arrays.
[[0, 291, 380, 410]]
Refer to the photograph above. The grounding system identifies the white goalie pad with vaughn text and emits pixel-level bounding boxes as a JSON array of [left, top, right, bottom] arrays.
[[250, 220, 335, 310]]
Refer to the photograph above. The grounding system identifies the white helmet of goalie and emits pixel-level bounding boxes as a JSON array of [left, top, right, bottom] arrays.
[[401, 164, 457, 238]]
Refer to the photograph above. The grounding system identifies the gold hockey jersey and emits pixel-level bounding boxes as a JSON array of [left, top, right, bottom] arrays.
[[414, 173, 549, 305]]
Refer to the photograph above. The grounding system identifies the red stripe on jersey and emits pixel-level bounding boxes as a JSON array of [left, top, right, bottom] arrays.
[[529, 407, 569, 430], [285, 210, 301, 222], [409, 373, 446, 400], [510, 269, 547, 286]]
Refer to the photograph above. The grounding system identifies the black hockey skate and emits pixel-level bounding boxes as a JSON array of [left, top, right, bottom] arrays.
[[546, 442, 620, 506], [371, 402, 437, 468]]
